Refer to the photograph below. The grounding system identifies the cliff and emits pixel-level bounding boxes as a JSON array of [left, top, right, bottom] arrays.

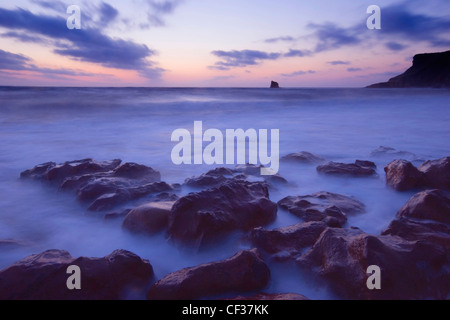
[[367, 50, 450, 88]]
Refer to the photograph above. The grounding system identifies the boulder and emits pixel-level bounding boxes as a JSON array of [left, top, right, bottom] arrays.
[[168, 180, 277, 245], [397, 189, 450, 224], [250, 221, 328, 259], [278, 191, 365, 227], [147, 249, 270, 300], [122, 201, 174, 235], [418, 157, 450, 189], [317, 161, 377, 177], [0, 249, 154, 300], [296, 227, 449, 299], [384, 159, 423, 191], [281, 151, 325, 164]]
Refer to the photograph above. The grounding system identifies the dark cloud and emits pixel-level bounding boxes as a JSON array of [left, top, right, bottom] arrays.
[[308, 22, 361, 53], [0, 49, 109, 78], [385, 42, 408, 51], [328, 60, 351, 65], [380, 4, 450, 47], [281, 70, 315, 77], [283, 49, 312, 57], [98, 2, 119, 27], [210, 50, 281, 70], [141, 0, 183, 29], [0, 7, 163, 79], [265, 36, 295, 43], [2, 31, 51, 44], [347, 68, 362, 72]]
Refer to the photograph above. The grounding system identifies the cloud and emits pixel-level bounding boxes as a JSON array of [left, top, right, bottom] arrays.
[[281, 70, 316, 77], [140, 0, 184, 29], [98, 2, 119, 27], [0, 49, 110, 78], [308, 22, 361, 53], [0, 7, 163, 79], [380, 4, 450, 47], [283, 49, 312, 57], [347, 68, 362, 72], [385, 42, 408, 51], [264, 36, 295, 43], [328, 60, 351, 65], [210, 50, 281, 70]]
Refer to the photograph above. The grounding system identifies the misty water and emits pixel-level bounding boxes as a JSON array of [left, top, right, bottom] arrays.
[[0, 87, 449, 299]]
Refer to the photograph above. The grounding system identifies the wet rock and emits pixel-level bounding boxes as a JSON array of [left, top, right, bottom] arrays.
[[87, 182, 173, 211], [122, 201, 174, 235], [250, 221, 328, 259], [382, 218, 450, 248], [0, 249, 154, 300], [296, 227, 449, 300], [384, 159, 423, 191], [278, 192, 365, 227], [317, 161, 377, 177], [418, 157, 450, 190], [281, 152, 325, 164], [168, 180, 277, 246], [147, 249, 270, 300], [397, 189, 450, 224], [21, 159, 122, 183], [21, 159, 167, 212], [104, 209, 131, 221], [228, 293, 309, 300], [370, 146, 417, 160]]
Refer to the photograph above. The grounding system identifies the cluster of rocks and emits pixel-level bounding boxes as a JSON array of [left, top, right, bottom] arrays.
[[3, 152, 449, 300]]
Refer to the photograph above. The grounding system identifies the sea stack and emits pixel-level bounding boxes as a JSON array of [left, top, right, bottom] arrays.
[[367, 50, 450, 88], [270, 81, 280, 88]]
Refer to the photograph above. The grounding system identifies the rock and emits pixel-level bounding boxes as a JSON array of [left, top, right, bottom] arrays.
[[250, 221, 328, 259], [104, 209, 131, 221], [296, 227, 449, 299], [281, 152, 325, 164], [122, 201, 174, 235], [228, 293, 309, 300], [0, 249, 154, 300], [21, 159, 167, 212], [147, 249, 270, 300], [317, 161, 377, 177], [418, 157, 450, 189], [169, 180, 277, 245], [87, 182, 173, 211], [397, 189, 450, 224], [370, 146, 417, 160], [382, 218, 450, 249], [21, 159, 122, 183], [270, 81, 280, 89], [278, 191, 365, 227], [384, 159, 423, 191], [367, 50, 450, 88]]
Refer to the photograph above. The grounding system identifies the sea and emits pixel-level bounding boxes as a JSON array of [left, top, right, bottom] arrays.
[[0, 87, 449, 299]]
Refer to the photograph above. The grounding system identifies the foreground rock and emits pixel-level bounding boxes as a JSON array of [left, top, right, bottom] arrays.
[[169, 180, 277, 246], [317, 160, 377, 177], [367, 50, 450, 88], [384, 157, 450, 191], [228, 293, 309, 300], [281, 151, 325, 164], [384, 159, 423, 191], [0, 249, 154, 300], [250, 221, 328, 259], [147, 249, 270, 300], [396, 189, 450, 224], [296, 227, 449, 299], [21, 159, 173, 211], [278, 191, 365, 227], [122, 201, 174, 235]]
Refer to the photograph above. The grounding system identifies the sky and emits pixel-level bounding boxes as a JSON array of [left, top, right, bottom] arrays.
[[0, 0, 449, 87]]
